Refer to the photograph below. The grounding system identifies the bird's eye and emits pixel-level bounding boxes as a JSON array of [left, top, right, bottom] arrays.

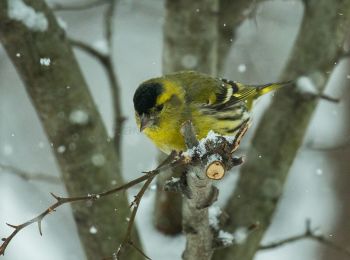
[[156, 104, 164, 112]]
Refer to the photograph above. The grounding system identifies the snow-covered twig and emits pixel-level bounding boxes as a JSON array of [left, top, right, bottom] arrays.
[[260, 219, 350, 257]]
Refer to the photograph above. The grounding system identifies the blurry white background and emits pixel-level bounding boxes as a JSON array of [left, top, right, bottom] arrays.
[[1, 0, 349, 259]]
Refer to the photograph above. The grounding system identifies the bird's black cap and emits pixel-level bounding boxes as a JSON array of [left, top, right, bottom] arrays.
[[133, 82, 163, 115]]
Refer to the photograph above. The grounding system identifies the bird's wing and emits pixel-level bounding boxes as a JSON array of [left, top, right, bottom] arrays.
[[207, 78, 292, 110], [204, 79, 255, 110]]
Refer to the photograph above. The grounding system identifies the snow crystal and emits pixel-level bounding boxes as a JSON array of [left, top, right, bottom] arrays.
[[8, 0, 48, 32], [16, 53, 21, 57], [69, 109, 89, 125], [296, 76, 317, 94], [209, 205, 222, 230], [238, 64, 247, 73], [3, 144, 14, 155], [181, 54, 198, 69], [150, 184, 157, 191], [316, 168, 323, 176], [40, 58, 51, 66], [93, 40, 109, 55], [89, 226, 98, 234], [57, 145, 66, 154], [167, 177, 180, 183], [91, 153, 106, 167], [233, 227, 248, 244], [218, 230, 234, 246]]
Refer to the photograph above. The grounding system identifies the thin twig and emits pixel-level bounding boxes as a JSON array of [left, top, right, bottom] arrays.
[[69, 0, 125, 157], [51, 0, 110, 11], [0, 172, 151, 256], [0, 164, 61, 184], [305, 138, 350, 151], [259, 220, 350, 257], [114, 176, 154, 260], [103, 0, 125, 156], [0, 151, 183, 257], [69, 39, 108, 65]]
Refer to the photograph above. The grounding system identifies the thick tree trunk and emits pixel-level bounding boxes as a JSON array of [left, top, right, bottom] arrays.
[[0, 1, 142, 259], [154, 0, 219, 234], [213, 0, 350, 259]]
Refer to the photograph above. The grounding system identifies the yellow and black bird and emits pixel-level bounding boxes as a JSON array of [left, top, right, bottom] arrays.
[[133, 71, 291, 154]]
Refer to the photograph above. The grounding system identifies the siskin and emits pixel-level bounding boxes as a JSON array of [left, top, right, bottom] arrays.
[[133, 71, 291, 154]]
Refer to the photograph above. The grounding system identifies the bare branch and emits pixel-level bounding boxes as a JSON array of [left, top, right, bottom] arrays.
[[114, 176, 154, 260], [103, 0, 125, 155], [69, 0, 124, 156], [0, 150, 185, 257], [0, 172, 148, 256], [104, 0, 117, 50], [305, 138, 350, 151], [0, 119, 251, 258], [69, 39, 108, 65], [51, 0, 110, 12], [0, 164, 61, 184], [260, 220, 350, 258]]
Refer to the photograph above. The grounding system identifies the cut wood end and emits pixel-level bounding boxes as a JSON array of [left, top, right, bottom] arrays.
[[206, 161, 225, 180]]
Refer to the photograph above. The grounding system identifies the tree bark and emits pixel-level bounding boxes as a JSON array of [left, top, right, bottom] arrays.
[[213, 0, 350, 259], [0, 1, 142, 259], [154, 0, 219, 234]]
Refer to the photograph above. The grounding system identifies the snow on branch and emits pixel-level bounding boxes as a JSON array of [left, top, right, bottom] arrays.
[[8, 0, 48, 32], [180, 120, 250, 260], [296, 72, 339, 103], [0, 120, 251, 259]]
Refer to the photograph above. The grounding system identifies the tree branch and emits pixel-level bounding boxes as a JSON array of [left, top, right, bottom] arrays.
[[69, 0, 124, 156], [0, 0, 138, 258], [260, 220, 350, 258], [70, 38, 108, 65], [213, 1, 350, 259], [0, 150, 182, 258], [0, 164, 61, 184], [181, 121, 250, 260]]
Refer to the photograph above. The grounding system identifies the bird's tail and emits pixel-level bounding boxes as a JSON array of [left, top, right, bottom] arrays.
[[254, 80, 294, 98], [241, 80, 294, 110]]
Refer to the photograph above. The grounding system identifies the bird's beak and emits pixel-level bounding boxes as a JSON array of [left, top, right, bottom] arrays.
[[140, 114, 150, 132]]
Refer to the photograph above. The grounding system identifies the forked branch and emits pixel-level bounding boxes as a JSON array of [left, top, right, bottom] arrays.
[[260, 219, 350, 257], [1, 121, 250, 259], [0, 151, 184, 258]]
